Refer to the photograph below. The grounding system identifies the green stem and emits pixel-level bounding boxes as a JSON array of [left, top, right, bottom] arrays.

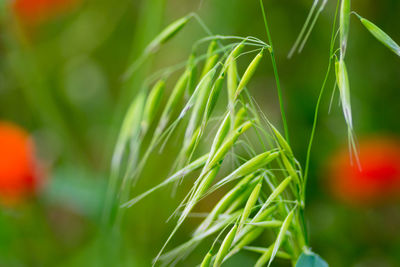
[[301, 0, 341, 249], [303, 63, 332, 194], [304, 0, 340, 195], [259, 0, 290, 144], [260, 0, 308, 254]]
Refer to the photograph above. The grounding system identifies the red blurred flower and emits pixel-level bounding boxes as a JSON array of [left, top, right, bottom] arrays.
[[328, 137, 400, 205], [12, 0, 80, 26], [0, 122, 41, 205]]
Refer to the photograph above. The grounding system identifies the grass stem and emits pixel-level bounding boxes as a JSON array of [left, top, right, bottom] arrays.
[[259, 0, 290, 144]]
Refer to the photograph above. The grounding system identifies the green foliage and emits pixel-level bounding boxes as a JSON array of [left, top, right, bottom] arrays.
[[108, 0, 400, 266]]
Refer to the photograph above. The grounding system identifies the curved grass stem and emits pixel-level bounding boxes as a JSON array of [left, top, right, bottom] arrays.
[[259, 0, 290, 145], [302, 0, 341, 247]]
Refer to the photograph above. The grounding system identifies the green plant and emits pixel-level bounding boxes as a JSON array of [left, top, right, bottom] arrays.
[[105, 0, 400, 266]]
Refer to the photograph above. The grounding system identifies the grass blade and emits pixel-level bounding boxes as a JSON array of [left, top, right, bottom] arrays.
[[235, 49, 264, 99], [340, 0, 351, 57], [267, 207, 296, 267], [288, 0, 319, 58], [238, 179, 262, 232], [213, 224, 238, 267], [195, 173, 255, 235], [254, 176, 292, 219], [357, 14, 400, 57], [121, 154, 208, 208], [141, 80, 165, 134]]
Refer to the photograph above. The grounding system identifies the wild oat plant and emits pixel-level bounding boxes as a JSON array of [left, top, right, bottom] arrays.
[[105, 0, 400, 266]]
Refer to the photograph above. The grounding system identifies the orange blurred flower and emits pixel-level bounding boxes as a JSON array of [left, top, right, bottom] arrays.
[[12, 0, 80, 26], [328, 137, 400, 205], [0, 121, 41, 205]]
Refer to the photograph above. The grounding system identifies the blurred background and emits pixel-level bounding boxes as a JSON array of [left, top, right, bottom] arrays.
[[0, 0, 399, 266]]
